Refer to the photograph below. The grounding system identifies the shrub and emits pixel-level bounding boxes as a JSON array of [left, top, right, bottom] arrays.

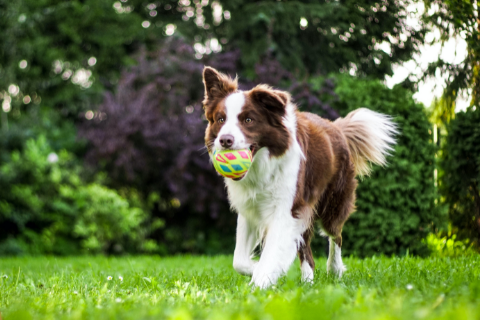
[[325, 75, 445, 257], [0, 136, 154, 255], [424, 231, 476, 257], [440, 107, 480, 249]]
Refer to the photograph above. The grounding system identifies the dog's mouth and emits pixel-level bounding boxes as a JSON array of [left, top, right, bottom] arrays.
[[232, 145, 257, 182], [249, 144, 258, 157]]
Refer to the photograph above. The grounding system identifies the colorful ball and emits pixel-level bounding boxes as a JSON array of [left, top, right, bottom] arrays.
[[212, 149, 253, 179]]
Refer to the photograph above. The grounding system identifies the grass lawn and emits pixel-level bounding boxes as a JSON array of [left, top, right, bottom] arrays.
[[0, 255, 479, 320]]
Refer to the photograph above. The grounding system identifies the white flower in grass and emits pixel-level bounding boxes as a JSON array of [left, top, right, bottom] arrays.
[[406, 284, 414, 290], [73, 291, 78, 295], [107, 276, 112, 281], [115, 298, 122, 303], [2, 275, 8, 279], [118, 276, 123, 281], [47, 152, 59, 163]]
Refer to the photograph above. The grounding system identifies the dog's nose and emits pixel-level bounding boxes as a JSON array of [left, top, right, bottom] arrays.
[[219, 134, 234, 149]]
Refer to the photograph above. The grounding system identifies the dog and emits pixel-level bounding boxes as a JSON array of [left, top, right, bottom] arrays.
[[202, 66, 397, 288]]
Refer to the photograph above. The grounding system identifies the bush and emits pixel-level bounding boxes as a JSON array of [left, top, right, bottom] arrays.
[[0, 136, 156, 255], [440, 107, 480, 249], [325, 75, 444, 257], [424, 231, 476, 257], [0, 106, 82, 166]]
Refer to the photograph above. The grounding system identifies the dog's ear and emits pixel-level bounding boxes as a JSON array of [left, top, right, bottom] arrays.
[[271, 90, 291, 106], [250, 85, 290, 118], [202, 67, 238, 104]]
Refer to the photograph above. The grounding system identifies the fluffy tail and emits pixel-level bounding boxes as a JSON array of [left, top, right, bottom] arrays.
[[334, 108, 398, 176]]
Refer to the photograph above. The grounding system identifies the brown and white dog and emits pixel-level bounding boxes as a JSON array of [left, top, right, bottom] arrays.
[[202, 67, 397, 288]]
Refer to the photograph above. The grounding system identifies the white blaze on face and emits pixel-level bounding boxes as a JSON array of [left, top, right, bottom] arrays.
[[215, 92, 248, 150]]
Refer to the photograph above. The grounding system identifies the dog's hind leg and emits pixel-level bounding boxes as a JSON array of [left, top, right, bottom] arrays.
[[322, 197, 351, 278], [319, 177, 356, 278], [327, 236, 346, 277], [298, 229, 315, 283]]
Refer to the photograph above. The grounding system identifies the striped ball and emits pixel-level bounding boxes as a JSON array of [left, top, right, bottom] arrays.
[[212, 149, 253, 179]]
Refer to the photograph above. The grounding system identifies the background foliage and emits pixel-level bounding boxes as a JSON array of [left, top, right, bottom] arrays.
[[0, 0, 474, 256], [440, 107, 480, 248], [0, 136, 156, 255], [422, 0, 480, 124], [0, 0, 425, 120], [222, 0, 425, 78]]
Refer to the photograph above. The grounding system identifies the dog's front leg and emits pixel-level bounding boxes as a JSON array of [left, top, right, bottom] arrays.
[[251, 212, 301, 289], [233, 214, 258, 276]]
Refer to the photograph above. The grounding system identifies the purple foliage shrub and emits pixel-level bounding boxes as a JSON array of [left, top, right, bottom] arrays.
[[80, 38, 338, 253]]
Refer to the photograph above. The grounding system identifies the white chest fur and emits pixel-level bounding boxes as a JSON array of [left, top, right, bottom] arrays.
[[225, 103, 304, 229], [226, 147, 300, 227]]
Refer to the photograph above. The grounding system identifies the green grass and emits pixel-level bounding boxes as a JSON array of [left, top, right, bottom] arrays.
[[1, 255, 479, 319]]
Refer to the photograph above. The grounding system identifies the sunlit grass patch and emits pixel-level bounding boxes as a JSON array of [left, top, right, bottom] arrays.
[[0, 255, 479, 319]]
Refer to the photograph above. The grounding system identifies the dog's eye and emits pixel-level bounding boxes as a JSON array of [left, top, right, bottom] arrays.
[[218, 118, 225, 123], [245, 118, 252, 123]]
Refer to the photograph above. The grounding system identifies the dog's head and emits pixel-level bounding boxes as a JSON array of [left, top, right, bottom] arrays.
[[203, 67, 292, 162]]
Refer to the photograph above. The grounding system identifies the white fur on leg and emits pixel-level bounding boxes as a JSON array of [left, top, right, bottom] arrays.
[[327, 238, 346, 277], [233, 215, 258, 276], [301, 261, 314, 283], [250, 214, 304, 289]]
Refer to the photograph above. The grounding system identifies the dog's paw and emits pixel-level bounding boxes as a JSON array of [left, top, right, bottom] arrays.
[[301, 263, 314, 283], [250, 267, 280, 289], [327, 262, 347, 278], [250, 274, 274, 289], [233, 259, 258, 276]]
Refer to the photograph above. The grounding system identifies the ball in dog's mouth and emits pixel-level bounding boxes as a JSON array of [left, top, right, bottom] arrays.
[[231, 145, 256, 181], [212, 148, 253, 181]]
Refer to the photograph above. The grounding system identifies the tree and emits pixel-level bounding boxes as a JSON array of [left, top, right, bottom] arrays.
[[423, 0, 480, 122], [221, 0, 426, 78], [440, 108, 480, 249], [0, 0, 146, 118], [422, 0, 480, 250], [0, 0, 427, 121]]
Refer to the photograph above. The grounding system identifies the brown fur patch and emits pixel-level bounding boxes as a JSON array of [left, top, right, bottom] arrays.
[[241, 89, 290, 157], [292, 112, 358, 265], [298, 229, 315, 270]]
